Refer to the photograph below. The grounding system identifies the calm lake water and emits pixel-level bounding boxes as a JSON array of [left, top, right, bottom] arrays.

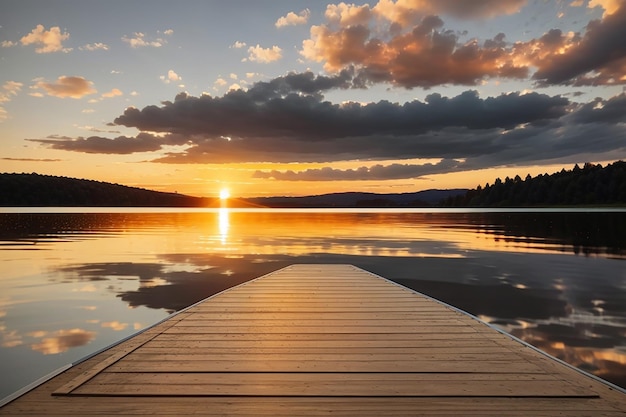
[[1, 208, 625, 399]]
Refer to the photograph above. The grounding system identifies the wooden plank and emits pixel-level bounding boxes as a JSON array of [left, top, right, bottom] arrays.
[[107, 358, 547, 373], [161, 325, 488, 334], [181, 311, 462, 319], [125, 352, 524, 362], [144, 338, 504, 348], [151, 331, 511, 342], [171, 319, 470, 327], [73, 372, 592, 397], [141, 343, 502, 357], [6, 398, 625, 417]]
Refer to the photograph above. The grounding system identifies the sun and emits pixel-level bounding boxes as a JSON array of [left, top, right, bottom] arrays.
[[219, 188, 230, 200]]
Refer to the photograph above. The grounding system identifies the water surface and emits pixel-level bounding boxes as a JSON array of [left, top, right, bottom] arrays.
[[0, 208, 625, 399]]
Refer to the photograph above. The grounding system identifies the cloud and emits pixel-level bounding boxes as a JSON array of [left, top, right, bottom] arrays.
[[589, 0, 622, 16], [122, 31, 167, 48], [231, 41, 247, 49], [1, 40, 17, 48], [275, 9, 311, 27], [302, 15, 528, 88], [101, 88, 123, 98], [79, 42, 109, 51], [247, 44, 282, 63], [112, 87, 568, 140], [531, 3, 626, 86], [28, 132, 188, 154], [0, 81, 22, 120], [30, 328, 95, 355], [301, 1, 625, 88], [253, 159, 467, 181], [101, 321, 128, 331], [28, 68, 626, 178], [1, 157, 62, 162], [31, 76, 96, 99], [373, 0, 527, 24], [20, 25, 71, 53], [569, 93, 626, 124], [160, 69, 182, 84], [325, 3, 373, 26], [0, 81, 22, 102]]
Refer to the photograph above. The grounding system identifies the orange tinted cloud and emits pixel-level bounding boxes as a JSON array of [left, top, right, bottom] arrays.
[[530, 4, 626, 86], [373, 0, 526, 25], [589, 0, 621, 16], [101, 88, 123, 98], [303, 0, 625, 88], [303, 15, 526, 88], [20, 24, 71, 53], [32, 76, 96, 99], [275, 9, 310, 28], [30, 328, 95, 355]]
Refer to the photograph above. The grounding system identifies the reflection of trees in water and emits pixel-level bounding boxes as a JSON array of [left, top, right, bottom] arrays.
[[53, 255, 298, 313], [0, 213, 134, 244], [465, 212, 626, 257]]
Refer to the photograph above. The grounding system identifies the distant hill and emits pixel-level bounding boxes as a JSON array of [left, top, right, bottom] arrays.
[[0, 173, 213, 207], [441, 160, 626, 207], [247, 189, 468, 208], [0, 173, 468, 208]]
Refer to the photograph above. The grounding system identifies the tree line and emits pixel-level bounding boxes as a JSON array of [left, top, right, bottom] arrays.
[[441, 160, 626, 207], [0, 173, 211, 207]]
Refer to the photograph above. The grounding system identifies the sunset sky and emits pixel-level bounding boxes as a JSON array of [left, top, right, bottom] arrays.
[[1, 0, 625, 198]]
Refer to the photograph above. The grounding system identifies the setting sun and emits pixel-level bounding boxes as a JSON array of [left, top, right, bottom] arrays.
[[219, 188, 230, 200]]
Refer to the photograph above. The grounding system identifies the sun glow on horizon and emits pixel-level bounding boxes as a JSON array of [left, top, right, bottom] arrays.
[[219, 188, 230, 200]]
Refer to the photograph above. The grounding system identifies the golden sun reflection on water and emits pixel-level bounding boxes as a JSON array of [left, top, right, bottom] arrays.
[[218, 208, 229, 245]]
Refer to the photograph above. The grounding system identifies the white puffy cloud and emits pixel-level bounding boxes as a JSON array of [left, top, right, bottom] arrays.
[[79, 42, 109, 51], [231, 41, 247, 49], [122, 32, 165, 48], [0, 81, 20, 119], [20, 25, 71, 53], [160, 70, 182, 84], [101, 88, 123, 98], [0, 81, 22, 103], [275, 9, 310, 27], [247, 44, 282, 63]]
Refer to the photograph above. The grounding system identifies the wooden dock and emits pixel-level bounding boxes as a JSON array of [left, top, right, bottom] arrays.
[[1, 264, 624, 416]]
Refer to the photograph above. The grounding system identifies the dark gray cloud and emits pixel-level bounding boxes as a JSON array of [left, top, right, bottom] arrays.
[[28, 73, 626, 179], [1, 157, 62, 162], [28, 132, 188, 154], [253, 159, 466, 181], [570, 93, 626, 124], [247, 67, 359, 99], [113, 88, 568, 139]]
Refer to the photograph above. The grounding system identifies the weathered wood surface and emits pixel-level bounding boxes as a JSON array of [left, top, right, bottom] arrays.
[[1, 264, 625, 416]]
